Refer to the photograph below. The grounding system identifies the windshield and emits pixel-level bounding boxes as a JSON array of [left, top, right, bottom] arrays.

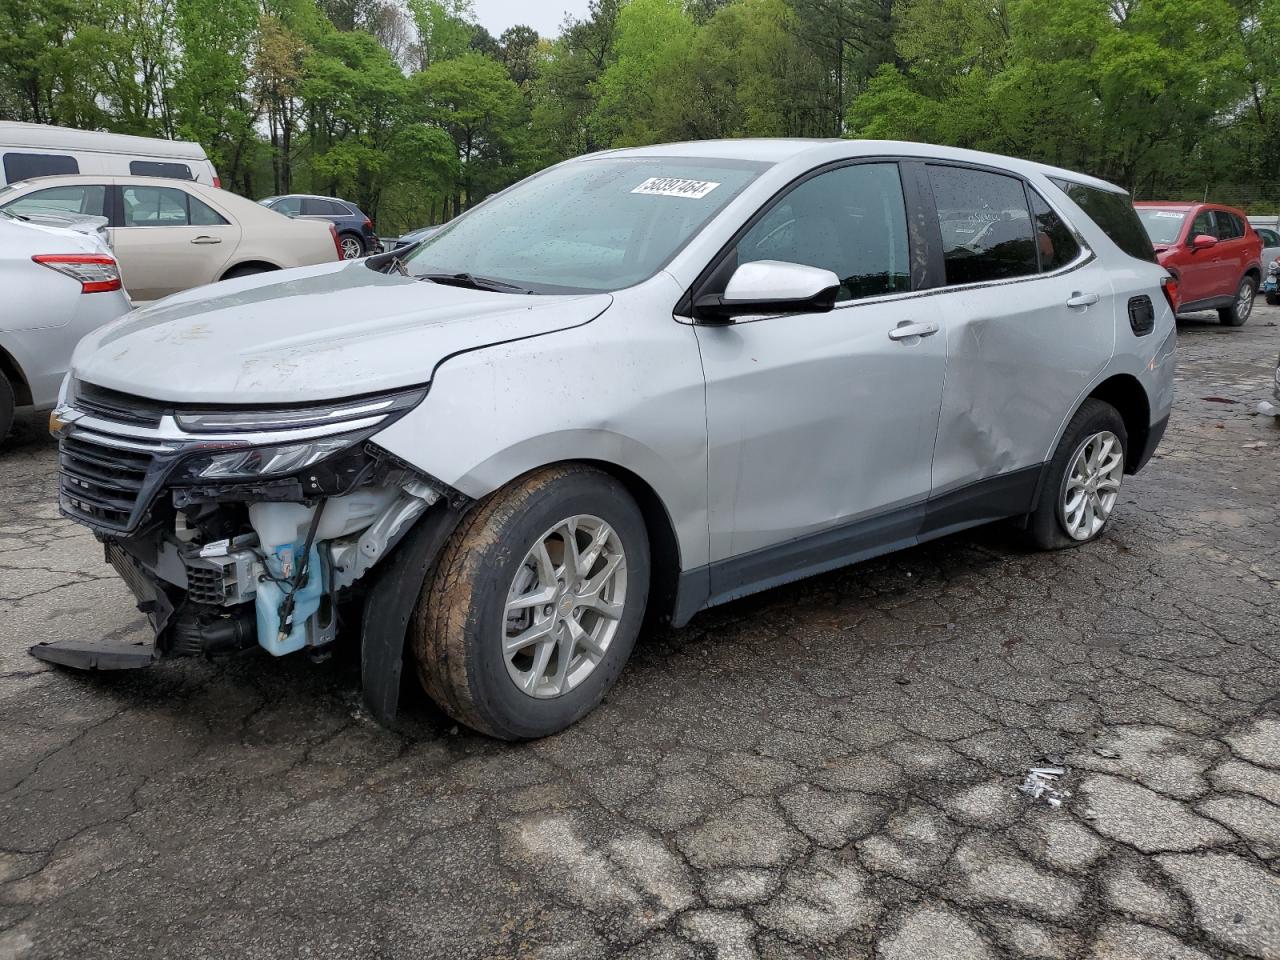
[[1137, 208, 1189, 246], [403, 157, 767, 293]]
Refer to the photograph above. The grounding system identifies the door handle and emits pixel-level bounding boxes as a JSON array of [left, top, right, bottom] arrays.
[[190, 236, 222, 245], [1066, 292, 1100, 307], [887, 321, 940, 341]]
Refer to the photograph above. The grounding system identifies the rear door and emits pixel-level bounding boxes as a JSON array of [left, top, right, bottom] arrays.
[[109, 183, 239, 300], [926, 164, 1114, 515]]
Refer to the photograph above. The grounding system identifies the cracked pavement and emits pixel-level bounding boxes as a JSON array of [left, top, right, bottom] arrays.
[[1, 308, 1279, 960]]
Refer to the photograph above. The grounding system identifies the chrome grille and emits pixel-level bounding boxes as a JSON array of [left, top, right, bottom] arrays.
[[59, 434, 155, 531]]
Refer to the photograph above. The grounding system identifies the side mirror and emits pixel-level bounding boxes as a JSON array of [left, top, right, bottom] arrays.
[[1190, 234, 1218, 250], [695, 260, 840, 321]]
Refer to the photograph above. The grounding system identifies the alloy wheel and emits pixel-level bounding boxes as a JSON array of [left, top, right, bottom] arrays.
[[340, 236, 363, 259], [1237, 280, 1255, 322], [503, 515, 627, 698], [1060, 430, 1124, 541]]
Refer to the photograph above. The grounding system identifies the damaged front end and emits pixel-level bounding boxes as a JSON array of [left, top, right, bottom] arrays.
[[32, 380, 468, 722]]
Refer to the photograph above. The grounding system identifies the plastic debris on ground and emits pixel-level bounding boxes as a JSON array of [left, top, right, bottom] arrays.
[[1019, 765, 1071, 808]]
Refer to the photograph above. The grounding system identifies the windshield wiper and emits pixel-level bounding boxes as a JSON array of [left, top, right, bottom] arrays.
[[418, 272, 532, 294]]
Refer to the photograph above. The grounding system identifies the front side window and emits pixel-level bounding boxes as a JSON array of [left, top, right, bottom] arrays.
[[1029, 192, 1082, 272], [122, 186, 191, 226], [3, 152, 79, 182], [272, 197, 302, 217], [1136, 208, 1188, 246], [404, 157, 765, 294], [735, 162, 910, 302], [929, 165, 1037, 285], [2, 184, 106, 219], [1050, 178, 1156, 263], [1188, 210, 1215, 242]]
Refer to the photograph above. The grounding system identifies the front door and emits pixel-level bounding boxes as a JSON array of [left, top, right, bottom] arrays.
[[109, 184, 239, 301], [1178, 208, 1225, 305], [693, 162, 947, 598]]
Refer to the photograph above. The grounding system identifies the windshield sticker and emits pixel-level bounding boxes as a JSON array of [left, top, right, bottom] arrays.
[[632, 177, 721, 199], [1151, 211, 1185, 218]]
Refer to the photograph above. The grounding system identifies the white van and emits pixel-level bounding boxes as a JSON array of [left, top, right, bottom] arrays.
[[0, 122, 219, 188]]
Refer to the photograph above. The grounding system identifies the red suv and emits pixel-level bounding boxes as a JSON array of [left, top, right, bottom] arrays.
[[1135, 202, 1263, 325]]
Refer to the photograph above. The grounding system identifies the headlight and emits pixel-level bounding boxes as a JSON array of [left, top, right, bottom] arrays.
[[177, 431, 373, 482], [173, 387, 426, 433]]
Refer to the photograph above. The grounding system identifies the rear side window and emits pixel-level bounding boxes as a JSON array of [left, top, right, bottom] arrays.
[[129, 160, 193, 180], [301, 197, 339, 216], [929, 165, 1037, 285], [1050, 178, 1155, 263], [1029, 192, 1082, 272], [3, 152, 79, 182], [2, 184, 106, 218], [189, 195, 228, 225], [1214, 211, 1243, 241]]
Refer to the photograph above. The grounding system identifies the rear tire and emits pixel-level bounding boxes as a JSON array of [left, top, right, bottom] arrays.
[[1219, 276, 1256, 325], [0, 376, 14, 447], [338, 233, 365, 259], [1026, 399, 1128, 550], [412, 465, 650, 740]]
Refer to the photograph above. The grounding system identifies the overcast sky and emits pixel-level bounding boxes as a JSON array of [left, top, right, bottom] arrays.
[[471, 0, 592, 37]]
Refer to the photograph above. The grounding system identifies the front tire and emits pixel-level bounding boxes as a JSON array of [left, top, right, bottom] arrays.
[[1026, 399, 1128, 550], [0, 376, 14, 446], [412, 465, 650, 740], [1219, 276, 1256, 326]]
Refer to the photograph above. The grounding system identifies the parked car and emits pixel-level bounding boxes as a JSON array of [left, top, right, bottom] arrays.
[[1254, 224, 1280, 270], [0, 212, 131, 444], [386, 223, 444, 250], [0, 121, 218, 187], [1259, 351, 1280, 417], [1135, 201, 1263, 325], [0, 175, 342, 302], [258, 194, 379, 259], [35, 140, 1176, 740]]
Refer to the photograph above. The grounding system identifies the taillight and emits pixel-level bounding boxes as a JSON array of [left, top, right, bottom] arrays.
[[329, 223, 342, 260], [213, 176, 222, 189], [32, 254, 122, 293], [1160, 275, 1180, 314], [362, 216, 374, 232]]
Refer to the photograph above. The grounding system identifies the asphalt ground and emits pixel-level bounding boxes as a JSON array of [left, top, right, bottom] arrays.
[[1, 305, 1278, 959]]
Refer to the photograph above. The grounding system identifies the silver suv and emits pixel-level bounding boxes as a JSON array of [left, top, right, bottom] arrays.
[[38, 140, 1176, 739]]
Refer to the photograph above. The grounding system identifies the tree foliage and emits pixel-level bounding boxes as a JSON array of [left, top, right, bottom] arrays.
[[3, 0, 1279, 230]]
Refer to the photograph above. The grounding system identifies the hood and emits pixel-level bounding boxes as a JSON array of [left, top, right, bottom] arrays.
[[71, 261, 612, 404]]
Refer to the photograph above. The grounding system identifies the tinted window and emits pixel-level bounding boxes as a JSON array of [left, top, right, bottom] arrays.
[[272, 197, 302, 217], [128, 160, 193, 180], [736, 162, 910, 302], [1258, 228, 1280, 246], [3, 184, 106, 218], [122, 186, 190, 226], [1189, 210, 1215, 241], [929, 166, 1037, 285], [189, 195, 227, 226], [327, 199, 352, 216], [1050, 178, 1156, 263], [1029, 192, 1082, 272], [1214, 211, 1243, 241], [404, 158, 764, 294], [3, 152, 79, 182]]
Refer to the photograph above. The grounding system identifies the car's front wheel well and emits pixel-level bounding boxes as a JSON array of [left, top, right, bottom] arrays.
[[220, 261, 280, 281], [576, 459, 681, 630], [1086, 374, 1150, 473], [0, 346, 32, 407]]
